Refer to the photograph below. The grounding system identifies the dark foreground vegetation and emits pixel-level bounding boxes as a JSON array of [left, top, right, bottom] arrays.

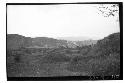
[[7, 32, 120, 77]]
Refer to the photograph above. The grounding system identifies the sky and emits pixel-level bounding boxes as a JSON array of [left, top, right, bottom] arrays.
[[7, 4, 120, 40]]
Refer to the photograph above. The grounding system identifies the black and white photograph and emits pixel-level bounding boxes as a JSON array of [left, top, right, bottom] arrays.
[[6, 2, 123, 81]]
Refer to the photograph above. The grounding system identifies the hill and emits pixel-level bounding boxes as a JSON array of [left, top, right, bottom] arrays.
[[67, 32, 120, 76], [87, 32, 120, 57], [7, 34, 32, 50], [7, 34, 97, 50], [7, 32, 121, 77]]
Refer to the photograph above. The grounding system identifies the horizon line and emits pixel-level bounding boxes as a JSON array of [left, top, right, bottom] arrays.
[[7, 32, 120, 40]]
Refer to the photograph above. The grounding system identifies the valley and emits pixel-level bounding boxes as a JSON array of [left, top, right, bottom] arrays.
[[7, 32, 120, 77]]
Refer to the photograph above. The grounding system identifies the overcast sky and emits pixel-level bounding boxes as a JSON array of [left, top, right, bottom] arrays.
[[7, 4, 120, 40]]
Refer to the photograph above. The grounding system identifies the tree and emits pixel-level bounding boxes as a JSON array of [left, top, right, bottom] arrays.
[[96, 4, 119, 17], [95, 4, 119, 21]]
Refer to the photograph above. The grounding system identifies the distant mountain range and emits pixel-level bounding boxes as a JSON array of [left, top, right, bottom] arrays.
[[7, 34, 97, 50], [56, 36, 92, 41]]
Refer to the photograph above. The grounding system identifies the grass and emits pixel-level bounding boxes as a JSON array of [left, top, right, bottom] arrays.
[[7, 48, 87, 77], [7, 46, 120, 77]]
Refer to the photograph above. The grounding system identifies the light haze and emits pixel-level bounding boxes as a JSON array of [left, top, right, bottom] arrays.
[[7, 4, 120, 40]]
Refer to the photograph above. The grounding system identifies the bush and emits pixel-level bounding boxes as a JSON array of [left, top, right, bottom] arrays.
[[41, 53, 71, 63], [14, 55, 21, 63], [88, 56, 120, 76], [67, 55, 91, 73], [66, 53, 120, 76]]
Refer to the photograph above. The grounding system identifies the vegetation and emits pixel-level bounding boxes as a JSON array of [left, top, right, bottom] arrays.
[[7, 32, 120, 77], [67, 32, 120, 76]]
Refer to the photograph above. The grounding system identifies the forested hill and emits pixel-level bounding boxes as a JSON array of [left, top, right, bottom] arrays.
[[67, 32, 120, 76], [7, 34, 97, 50], [7, 32, 120, 77], [87, 32, 120, 57]]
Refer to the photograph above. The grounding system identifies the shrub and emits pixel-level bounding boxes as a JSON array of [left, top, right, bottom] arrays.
[[67, 55, 91, 73], [67, 53, 120, 76], [88, 56, 120, 76], [41, 53, 71, 63]]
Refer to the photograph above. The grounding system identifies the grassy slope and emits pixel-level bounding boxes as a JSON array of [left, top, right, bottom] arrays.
[[7, 51, 88, 77], [66, 32, 120, 76], [7, 32, 120, 77]]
